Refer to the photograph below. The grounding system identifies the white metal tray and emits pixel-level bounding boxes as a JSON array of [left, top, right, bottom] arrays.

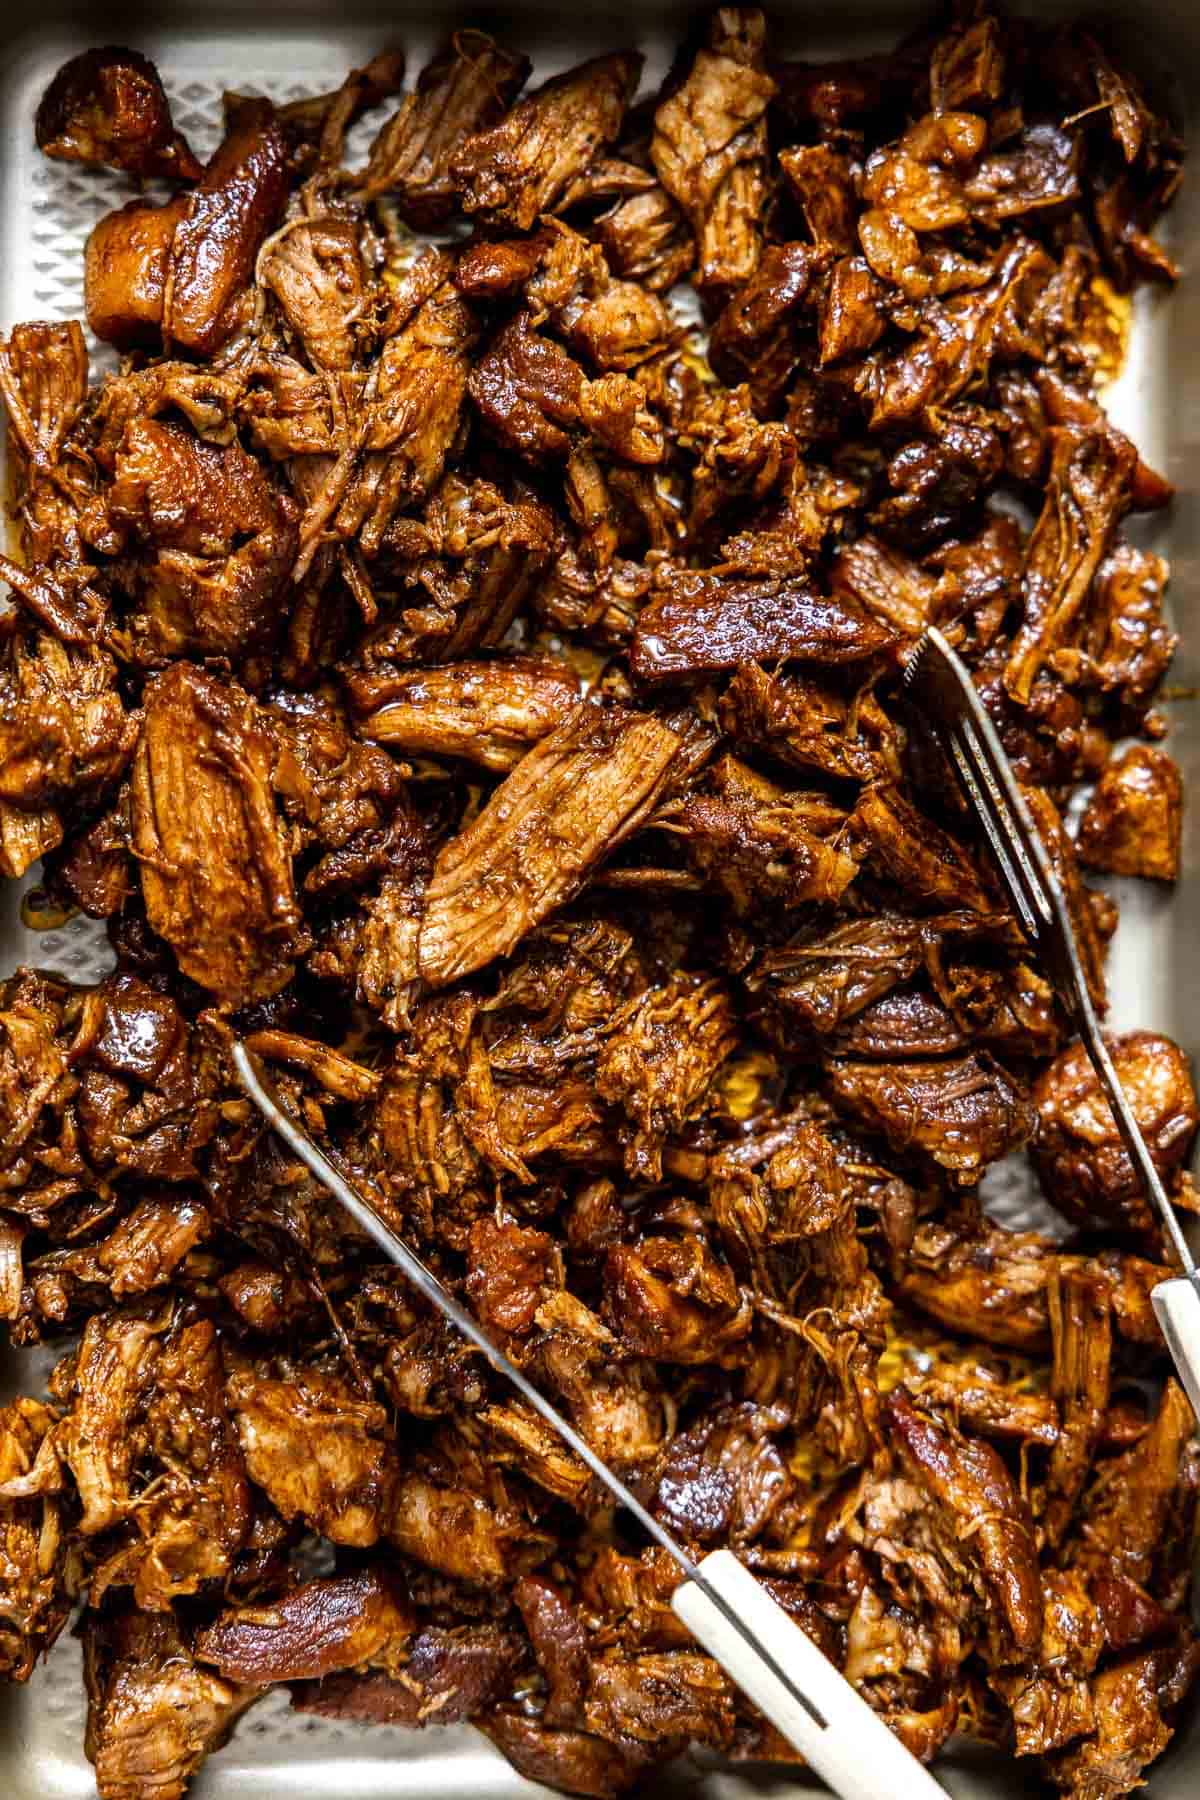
[[0, 1, 1195, 1794]]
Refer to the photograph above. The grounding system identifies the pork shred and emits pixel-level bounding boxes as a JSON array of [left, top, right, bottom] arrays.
[[2, 9, 1195, 1800]]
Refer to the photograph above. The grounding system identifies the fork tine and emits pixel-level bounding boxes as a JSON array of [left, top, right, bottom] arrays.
[[943, 722, 1045, 940]]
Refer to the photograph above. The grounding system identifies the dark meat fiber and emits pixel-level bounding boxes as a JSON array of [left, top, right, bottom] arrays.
[[1, 11, 1194, 1800]]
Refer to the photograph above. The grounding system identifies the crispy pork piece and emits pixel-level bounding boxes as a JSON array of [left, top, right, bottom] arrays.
[[361, 35, 530, 219], [291, 1624, 524, 1725], [586, 1650, 735, 1751], [0, 319, 92, 573], [596, 973, 736, 1180], [630, 565, 894, 682], [1032, 1031, 1199, 1239], [525, 225, 673, 374], [36, 46, 201, 180], [85, 197, 189, 350], [416, 702, 687, 986], [829, 1053, 1035, 1184], [348, 655, 580, 771], [468, 313, 584, 463], [1078, 743, 1183, 882], [1081, 540, 1176, 722], [43, 1193, 211, 1295], [196, 1568, 412, 1683], [990, 1567, 1103, 1756], [653, 1404, 795, 1546], [479, 1711, 654, 1799], [226, 1367, 396, 1549], [886, 1388, 1042, 1661], [167, 98, 288, 356], [1004, 426, 1136, 705], [651, 9, 777, 303], [108, 418, 299, 657], [452, 52, 640, 231], [131, 663, 301, 1002], [83, 1608, 259, 1800], [719, 661, 899, 784], [0, 1396, 72, 1679]]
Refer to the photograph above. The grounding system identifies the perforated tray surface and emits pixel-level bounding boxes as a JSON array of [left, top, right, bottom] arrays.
[[0, 2, 1197, 1795]]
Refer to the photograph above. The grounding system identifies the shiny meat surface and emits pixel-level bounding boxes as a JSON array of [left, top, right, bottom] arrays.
[[4, 12, 1197, 1800]]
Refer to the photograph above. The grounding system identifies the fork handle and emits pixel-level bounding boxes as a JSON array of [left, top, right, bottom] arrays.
[[672, 1549, 948, 1800], [1151, 1278, 1200, 1424]]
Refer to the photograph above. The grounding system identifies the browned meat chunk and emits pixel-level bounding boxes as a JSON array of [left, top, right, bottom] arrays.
[[469, 313, 584, 463], [36, 46, 200, 180], [651, 9, 776, 302], [416, 702, 687, 986], [348, 655, 580, 771], [631, 565, 894, 683], [108, 418, 298, 657], [886, 1388, 1043, 1661], [1043, 1638, 1200, 1799], [751, 913, 925, 1035], [195, 1568, 412, 1682], [708, 243, 814, 411], [479, 1712, 653, 1798], [167, 99, 288, 356], [131, 663, 301, 1001], [596, 187, 694, 293], [361, 36, 530, 220], [596, 973, 736, 1179], [291, 1624, 524, 1725], [453, 52, 640, 231], [1078, 744, 1183, 881], [605, 1235, 751, 1364], [227, 1367, 395, 1548], [1073, 1377, 1196, 1588], [852, 784, 995, 912], [675, 755, 859, 913], [84, 1609, 258, 1800], [1033, 1031, 1199, 1239], [829, 1053, 1035, 1184]]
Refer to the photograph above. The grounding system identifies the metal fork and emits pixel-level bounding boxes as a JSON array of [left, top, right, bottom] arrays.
[[903, 626, 1200, 1422]]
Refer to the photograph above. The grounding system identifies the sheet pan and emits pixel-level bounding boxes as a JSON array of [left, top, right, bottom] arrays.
[[0, 1, 1195, 1792]]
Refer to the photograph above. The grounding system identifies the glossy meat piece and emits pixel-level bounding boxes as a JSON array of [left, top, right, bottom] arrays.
[[886, 1388, 1042, 1661], [525, 226, 672, 374], [453, 52, 640, 231], [131, 663, 300, 1002], [719, 661, 900, 784], [596, 973, 736, 1180], [630, 565, 894, 682], [752, 913, 925, 1036], [416, 702, 686, 986], [0, 1396, 72, 1679], [196, 1568, 412, 1682], [604, 1234, 751, 1364], [0, 318, 92, 573], [653, 1404, 795, 1546], [1081, 540, 1176, 723], [468, 313, 584, 463], [1044, 1637, 1200, 1799], [651, 9, 776, 302], [227, 1367, 396, 1547], [990, 1567, 1102, 1756], [1074, 1378, 1196, 1591], [1077, 744, 1183, 882], [585, 1650, 735, 1751], [479, 1712, 653, 1799], [1032, 1031, 1198, 1239], [84, 1609, 258, 1800], [779, 144, 857, 253], [291, 1624, 524, 1725], [708, 243, 813, 411], [108, 417, 298, 657], [596, 186, 694, 293], [389, 1467, 550, 1583], [46, 1194, 209, 1295], [361, 35, 530, 220], [349, 655, 580, 772], [167, 99, 288, 357], [466, 1218, 560, 1338], [1005, 426, 1135, 705], [36, 46, 200, 180], [831, 532, 947, 639], [830, 1053, 1034, 1185]]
